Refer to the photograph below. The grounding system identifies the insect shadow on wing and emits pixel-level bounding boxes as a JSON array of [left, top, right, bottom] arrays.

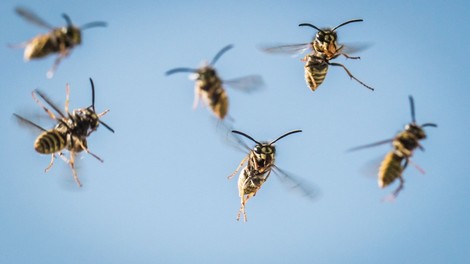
[[227, 129, 317, 222], [165, 44, 264, 120], [13, 78, 114, 187], [11, 7, 107, 78], [348, 96, 437, 201]]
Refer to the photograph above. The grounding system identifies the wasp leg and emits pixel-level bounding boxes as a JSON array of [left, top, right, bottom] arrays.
[[47, 50, 70, 79], [58, 152, 70, 163], [192, 87, 202, 109], [237, 193, 255, 222], [77, 140, 104, 163], [44, 154, 56, 173], [97, 109, 110, 118], [328, 62, 374, 91], [65, 83, 70, 114], [392, 176, 405, 198], [32, 91, 57, 120], [341, 53, 361, 60], [227, 156, 248, 180], [68, 151, 82, 187]]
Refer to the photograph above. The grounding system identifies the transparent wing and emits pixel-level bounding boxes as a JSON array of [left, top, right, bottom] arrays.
[[13, 113, 47, 132], [33, 89, 67, 119], [339, 42, 372, 55], [272, 165, 320, 200], [15, 7, 54, 29], [347, 138, 394, 152], [223, 75, 264, 93], [259, 43, 311, 56]]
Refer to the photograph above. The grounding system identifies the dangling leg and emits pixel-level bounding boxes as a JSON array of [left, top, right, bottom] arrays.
[[341, 53, 361, 60], [32, 91, 57, 120], [77, 140, 104, 163], [329, 62, 374, 91], [192, 87, 201, 109], [98, 109, 110, 118], [227, 156, 248, 180], [47, 50, 70, 79], [65, 83, 70, 114], [44, 154, 56, 172], [68, 151, 82, 187], [237, 193, 255, 222]]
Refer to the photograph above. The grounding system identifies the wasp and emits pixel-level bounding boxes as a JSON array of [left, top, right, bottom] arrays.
[[166, 44, 263, 120], [12, 7, 107, 78], [14, 78, 114, 187], [304, 50, 374, 92], [349, 96, 437, 200], [227, 129, 315, 222], [261, 19, 364, 59]]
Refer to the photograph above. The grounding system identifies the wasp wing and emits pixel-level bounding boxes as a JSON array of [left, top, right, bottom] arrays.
[[15, 7, 54, 30], [272, 165, 320, 200], [259, 43, 310, 56], [338, 42, 372, 55], [33, 89, 68, 119], [223, 75, 264, 93], [13, 113, 47, 132], [347, 138, 394, 152]]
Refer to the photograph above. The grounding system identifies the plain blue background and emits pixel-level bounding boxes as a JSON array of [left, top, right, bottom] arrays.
[[1, 0, 469, 263]]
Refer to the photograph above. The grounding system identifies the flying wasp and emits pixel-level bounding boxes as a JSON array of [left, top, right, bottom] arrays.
[[227, 129, 316, 222], [14, 78, 114, 187], [261, 19, 364, 59], [165, 44, 263, 120], [303, 50, 373, 92], [12, 7, 107, 78], [260, 19, 373, 91], [348, 96, 437, 200]]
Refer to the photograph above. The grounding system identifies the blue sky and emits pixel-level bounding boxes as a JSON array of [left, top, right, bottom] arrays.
[[1, 0, 469, 263]]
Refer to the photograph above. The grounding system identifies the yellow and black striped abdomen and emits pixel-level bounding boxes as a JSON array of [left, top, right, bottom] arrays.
[[199, 81, 229, 120], [304, 55, 329, 92], [378, 151, 404, 188], [34, 130, 67, 154]]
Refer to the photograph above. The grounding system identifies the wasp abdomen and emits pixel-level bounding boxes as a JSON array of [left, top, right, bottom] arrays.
[[34, 130, 67, 154], [304, 55, 328, 92], [378, 151, 404, 188]]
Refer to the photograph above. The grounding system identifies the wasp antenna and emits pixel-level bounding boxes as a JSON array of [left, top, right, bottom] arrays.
[[81, 21, 107, 30], [165, 67, 198, 76], [299, 23, 325, 34], [422, 123, 437, 128], [99, 120, 115, 133], [232, 130, 261, 145], [210, 44, 234, 66], [332, 19, 363, 31], [409, 95, 416, 123], [270, 130, 302, 145], [62, 13, 73, 27], [89, 78, 96, 111]]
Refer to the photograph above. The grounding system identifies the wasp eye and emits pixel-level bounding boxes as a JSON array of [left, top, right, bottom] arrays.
[[254, 146, 262, 154]]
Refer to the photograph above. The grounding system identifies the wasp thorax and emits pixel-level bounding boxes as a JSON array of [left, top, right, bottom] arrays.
[[62, 26, 82, 46], [316, 30, 336, 43], [197, 67, 217, 79], [405, 123, 426, 139], [73, 108, 100, 134]]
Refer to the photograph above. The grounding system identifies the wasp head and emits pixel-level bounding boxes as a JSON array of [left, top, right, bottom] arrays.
[[404, 123, 426, 140], [72, 107, 100, 136], [64, 26, 82, 45], [194, 66, 219, 90], [252, 143, 276, 170]]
